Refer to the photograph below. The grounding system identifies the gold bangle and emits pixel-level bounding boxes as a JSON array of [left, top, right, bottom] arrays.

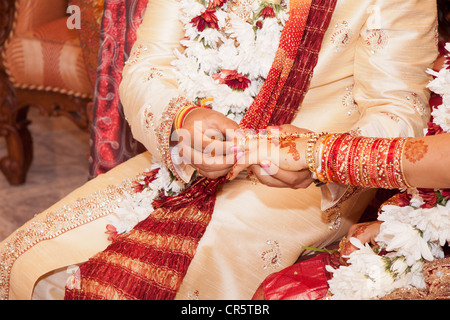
[[306, 133, 327, 174], [399, 137, 413, 189]]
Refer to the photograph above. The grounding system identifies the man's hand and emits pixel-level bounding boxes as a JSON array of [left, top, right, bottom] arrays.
[[176, 108, 240, 179]]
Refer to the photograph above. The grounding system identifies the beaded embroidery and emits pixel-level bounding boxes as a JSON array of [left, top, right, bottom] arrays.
[[0, 179, 135, 300], [155, 96, 192, 181], [362, 29, 388, 54], [125, 43, 149, 66], [342, 84, 358, 116], [406, 92, 429, 120], [143, 67, 163, 82], [261, 240, 282, 270], [330, 21, 353, 52]]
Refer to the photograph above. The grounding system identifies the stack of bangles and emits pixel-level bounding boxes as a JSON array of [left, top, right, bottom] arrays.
[[308, 132, 412, 190], [173, 98, 213, 132]]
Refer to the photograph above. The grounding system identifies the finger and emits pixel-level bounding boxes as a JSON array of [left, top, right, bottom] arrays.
[[202, 137, 238, 156], [226, 151, 253, 180], [262, 161, 314, 189], [179, 145, 237, 171], [178, 127, 237, 156], [250, 164, 296, 188], [257, 163, 314, 189], [198, 167, 232, 180]]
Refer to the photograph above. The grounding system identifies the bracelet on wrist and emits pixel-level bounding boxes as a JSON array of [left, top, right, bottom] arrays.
[[173, 98, 214, 132]]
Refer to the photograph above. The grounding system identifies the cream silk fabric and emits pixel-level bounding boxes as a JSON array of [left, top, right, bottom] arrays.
[[0, 0, 438, 300]]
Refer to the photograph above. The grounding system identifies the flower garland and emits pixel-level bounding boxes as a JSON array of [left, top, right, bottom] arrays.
[[105, 164, 185, 240], [173, 0, 289, 122], [325, 44, 450, 300], [105, 0, 289, 237]]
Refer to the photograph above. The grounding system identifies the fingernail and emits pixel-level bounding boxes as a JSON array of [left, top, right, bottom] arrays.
[[236, 151, 245, 161], [260, 160, 271, 169], [230, 145, 240, 153]]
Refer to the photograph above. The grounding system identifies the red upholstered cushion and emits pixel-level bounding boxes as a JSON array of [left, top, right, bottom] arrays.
[[4, 16, 92, 98]]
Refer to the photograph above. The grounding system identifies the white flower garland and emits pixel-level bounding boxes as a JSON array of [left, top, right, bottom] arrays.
[[173, 0, 289, 122], [107, 163, 185, 235], [326, 44, 450, 300], [427, 42, 450, 132]]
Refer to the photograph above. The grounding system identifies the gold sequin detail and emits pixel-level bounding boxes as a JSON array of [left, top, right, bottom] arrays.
[[406, 92, 429, 120], [125, 43, 148, 66], [143, 67, 163, 82], [363, 29, 388, 54], [261, 240, 281, 270], [330, 21, 353, 52], [0, 179, 134, 300], [155, 96, 192, 181], [342, 84, 358, 116], [380, 111, 401, 123]]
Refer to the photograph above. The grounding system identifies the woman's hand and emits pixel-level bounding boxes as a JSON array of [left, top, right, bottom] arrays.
[[339, 221, 382, 264], [227, 124, 315, 189], [176, 108, 240, 179]]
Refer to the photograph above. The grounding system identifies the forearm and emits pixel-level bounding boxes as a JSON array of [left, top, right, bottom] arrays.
[[402, 134, 450, 189], [311, 132, 450, 190]]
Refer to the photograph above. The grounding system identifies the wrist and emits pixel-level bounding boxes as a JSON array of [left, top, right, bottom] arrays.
[[173, 105, 200, 132], [305, 132, 327, 179], [172, 98, 214, 132]]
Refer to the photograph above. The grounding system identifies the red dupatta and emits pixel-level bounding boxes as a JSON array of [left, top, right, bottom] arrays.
[[65, 0, 337, 300]]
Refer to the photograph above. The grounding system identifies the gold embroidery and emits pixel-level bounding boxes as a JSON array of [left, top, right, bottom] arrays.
[[125, 43, 148, 66], [0, 180, 134, 300], [187, 290, 200, 300], [143, 67, 163, 82], [330, 21, 353, 52], [406, 92, 428, 120], [363, 29, 388, 54], [342, 84, 358, 116], [155, 96, 192, 181], [380, 111, 401, 122], [143, 104, 155, 133], [324, 186, 363, 230], [261, 240, 281, 270]]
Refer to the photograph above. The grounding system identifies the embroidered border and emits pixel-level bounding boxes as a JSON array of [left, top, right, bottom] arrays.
[[0, 179, 135, 300], [154, 96, 192, 181]]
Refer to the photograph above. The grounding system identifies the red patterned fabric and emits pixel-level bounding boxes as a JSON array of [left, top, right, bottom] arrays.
[[253, 252, 341, 300], [69, 0, 105, 90], [88, 0, 147, 179], [242, 0, 337, 129]]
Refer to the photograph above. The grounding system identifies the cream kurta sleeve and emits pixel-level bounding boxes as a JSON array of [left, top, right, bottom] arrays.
[[352, 0, 438, 138], [119, 0, 195, 182]]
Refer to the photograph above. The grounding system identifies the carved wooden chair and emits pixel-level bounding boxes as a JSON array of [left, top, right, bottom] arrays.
[[0, 0, 95, 185]]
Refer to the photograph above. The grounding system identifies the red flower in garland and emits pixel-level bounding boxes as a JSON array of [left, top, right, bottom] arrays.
[[260, 6, 276, 19], [418, 188, 438, 209], [426, 122, 444, 136], [441, 189, 450, 201], [191, 10, 219, 32], [214, 69, 251, 91], [208, 0, 227, 9], [105, 224, 118, 241], [132, 168, 159, 193]]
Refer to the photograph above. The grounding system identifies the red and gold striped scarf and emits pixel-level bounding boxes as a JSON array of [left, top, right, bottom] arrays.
[[65, 0, 337, 300]]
